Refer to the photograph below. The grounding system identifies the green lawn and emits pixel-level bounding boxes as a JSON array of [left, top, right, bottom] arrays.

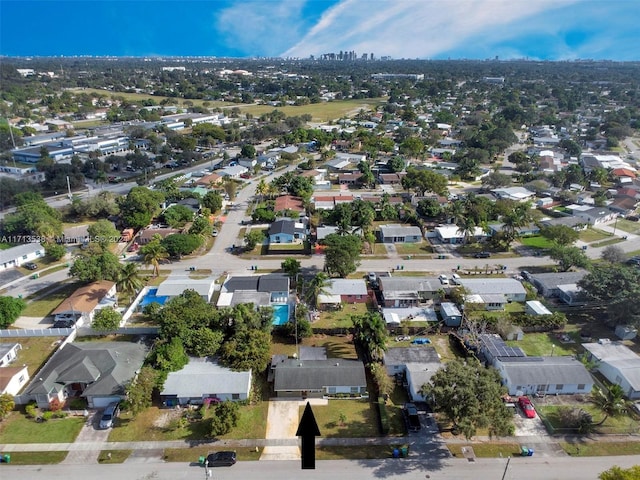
[[311, 303, 371, 329], [448, 443, 521, 458], [559, 441, 640, 457], [519, 235, 554, 249], [22, 283, 83, 316], [505, 332, 579, 357], [300, 399, 381, 438], [612, 219, 640, 235], [394, 242, 434, 255], [301, 334, 358, 359], [539, 405, 639, 434], [0, 451, 68, 464], [0, 413, 85, 443], [163, 447, 263, 463], [579, 228, 612, 243], [317, 445, 400, 460], [97, 450, 132, 463], [591, 237, 625, 248]]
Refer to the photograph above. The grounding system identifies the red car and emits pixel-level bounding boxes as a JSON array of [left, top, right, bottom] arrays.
[[518, 396, 536, 418]]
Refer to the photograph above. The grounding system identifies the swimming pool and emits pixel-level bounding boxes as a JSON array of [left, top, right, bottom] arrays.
[[271, 304, 290, 326], [139, 288, 170, 309]]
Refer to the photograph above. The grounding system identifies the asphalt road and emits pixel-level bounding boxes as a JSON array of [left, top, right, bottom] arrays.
[[2, 456, 638, 480]]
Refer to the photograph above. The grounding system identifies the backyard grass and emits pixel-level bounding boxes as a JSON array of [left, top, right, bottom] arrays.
[[10, 336, 62, 376], [505, 332, 579, 357], [97, 450, 132, 463], [311, 303, 371, 330], [559, 441, 640, 457], [519, 235, 554, 249], [579, 228, 612, 243], [163, 446, 263, 463], [300, 399, 380, 438], [447, 443, 521, 458], [0, 413, 85, 443], [0, 451, 69, 464], [22, 282, 82, 316], [302, 333, 358, 359], [235, 98, 385, 122]]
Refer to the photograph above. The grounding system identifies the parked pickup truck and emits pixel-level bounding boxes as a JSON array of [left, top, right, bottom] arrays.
[[404, 403, 421, 431]]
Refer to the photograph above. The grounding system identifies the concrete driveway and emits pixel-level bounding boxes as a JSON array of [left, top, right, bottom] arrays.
[[62, 410, 111, 464], [260, 398, 327, 461]]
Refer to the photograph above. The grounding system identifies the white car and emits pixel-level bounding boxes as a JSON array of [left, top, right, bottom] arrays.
[[438, 274, 449, 285], [451, 273, 461, 284]]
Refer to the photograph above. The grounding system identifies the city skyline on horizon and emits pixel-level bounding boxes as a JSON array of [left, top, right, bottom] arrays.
[[1, 0, 639, 61]]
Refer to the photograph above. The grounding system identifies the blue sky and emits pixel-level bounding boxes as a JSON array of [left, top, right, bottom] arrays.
[[1, 0, 639, 60]]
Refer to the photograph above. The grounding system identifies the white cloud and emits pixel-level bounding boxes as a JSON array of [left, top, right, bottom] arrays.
[[216, 0, 308, 56], [281, 0, 583, 59]]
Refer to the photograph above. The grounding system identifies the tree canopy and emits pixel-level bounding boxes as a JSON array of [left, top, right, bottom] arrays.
[[323, 233, 362, 278], [91, 307, 121, 332], [549, 245, 591, 272], [0, 296, 26, 328], [420, 359, 513, 439], [401, 167, 448, 196], [69, 247, 122, 283], [118, 186, 165, 229]]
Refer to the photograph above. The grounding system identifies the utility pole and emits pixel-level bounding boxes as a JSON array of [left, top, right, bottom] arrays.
[[66, 175, 72, 200], [501, 456, 511, 480]]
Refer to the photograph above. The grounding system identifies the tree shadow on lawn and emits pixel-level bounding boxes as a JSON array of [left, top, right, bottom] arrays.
[[355, 441, 451, 478]]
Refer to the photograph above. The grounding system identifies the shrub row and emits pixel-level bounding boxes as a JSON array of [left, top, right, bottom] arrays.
[[378, 396, 390, 435]]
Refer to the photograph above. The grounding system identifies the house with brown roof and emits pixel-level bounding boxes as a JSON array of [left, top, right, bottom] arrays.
[[312, 194, 354, 210], [611, 168, 637, 180], [51, 280, 117, 326], [0, 365, 29, 396], [379, 172, 406, 185], [138, 226, 181, 244], [337, 172, 363, 185], [274, 195, 305, 214], [195, 173, 222, 187]]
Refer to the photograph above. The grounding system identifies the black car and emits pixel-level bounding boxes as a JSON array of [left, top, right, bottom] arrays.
[[24, 262, 38, 270], [206, 451, 237, 467], [474, 251, 491, 258], [404, 403, 421, 432]]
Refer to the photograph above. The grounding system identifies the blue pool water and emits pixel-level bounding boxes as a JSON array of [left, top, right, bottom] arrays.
[[272, 304, 290, 326], [139, 288, 170, 309]]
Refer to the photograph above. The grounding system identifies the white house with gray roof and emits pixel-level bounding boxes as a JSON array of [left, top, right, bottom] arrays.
[[583, 342, 640, 399], [383, 346, 443, 402], [160, 357, 251, 406], [0, 243, 44, 271], [527, 271, 587, 298], [156, 276, 217, 302], [494, 356, 593, 396], [457, 278, 527, 302], [317, 278, 368, 309], [379, 276, 440, 308], [378, 224, 423, 243]]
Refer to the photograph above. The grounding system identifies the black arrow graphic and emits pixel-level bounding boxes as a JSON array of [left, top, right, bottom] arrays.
[[296, 401, 321, 469]]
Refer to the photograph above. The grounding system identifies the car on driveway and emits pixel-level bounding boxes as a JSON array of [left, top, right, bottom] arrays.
[[518, 396, 536, 418], [98, 401, 120, 429], [206, 451, 237, 467], [404, 403, 421, 431], [24, 262, 38, 270], [474, 251, 491, 258]]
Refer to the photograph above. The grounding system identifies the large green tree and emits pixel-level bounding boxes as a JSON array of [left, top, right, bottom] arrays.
[[202, 191, 223, 213], [220, 328, 271, 372], [2, 192, 62, 238], [118, 186, 165, 229], [0, 296, 26, 328], [420, 359, 513, 439], [91, 307, 122, 332], [578, 264, 640, 326], [540, 224, 580, 246], [87, 220, 120, 249], [161, 233, 202, 258], [549, 245, 591, 272], [162, 204, 194, 228], [140, 238, 168, 277], [69, 247, 121, 282], [401, 167, 448, 196], [352, 312, 387, 362], [323, 234, 362, 278], [124, 366, 157, 415]]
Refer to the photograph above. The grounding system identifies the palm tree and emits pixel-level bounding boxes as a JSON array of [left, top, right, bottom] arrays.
[[590, 384, 630, 425], [256, 178, 268, 203], [140, 239, 168, 277], [304, 272, 331, 309], [117, 263, 144, 303], [456, 216, 477, 245]]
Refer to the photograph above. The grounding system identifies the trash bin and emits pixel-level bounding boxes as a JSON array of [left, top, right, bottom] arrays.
[[2, 454, 10, 463], [527, 448, 534, 457], [198, 456, 206, 465], [401, 446, 408, 458], [392, 448, 400, 458], [521, 446, 529, 456]]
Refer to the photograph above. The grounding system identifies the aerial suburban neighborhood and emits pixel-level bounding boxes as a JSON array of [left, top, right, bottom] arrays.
[[1, 40, 640, 480]]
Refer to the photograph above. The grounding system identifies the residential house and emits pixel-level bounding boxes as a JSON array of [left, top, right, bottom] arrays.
[[0, 343, 22, 367], [274, 195, 305, 215], [0, 365, 30, 396], [317, 279, 368, 309], [337, 172, 363, 186], [609, 196, 638, 216], [138, 226, 181, 245], [378, 276, 439, 308], [378, 224, 423, 243], [21, 341, 148, 408], [219, 165, 248, 179], [527, 271, 587, 298], [582, 153, 633, 174], [217, 274, 290, 308], [567, 205, 617, 225], [464, 293, 507, 311], [155, 276, 217, 303], [176, 197, 200, 214], [434, 224, 488, 244], [312, 194, 354, 211], [457, 278, 527, 302], [382, 307, 439, 326], [383, 346, 443, 401], [272, 358, 367, 399], [237, 157, 257, 169], [160, 357, 251, 406], [325, 157, 352, 171], [268, 218, 307, 244], [582, 342, 640, 399], [195, 173, 222, 187], [488, 223, 540, 237], [440, 302, 462, 327], [378, 172, 406, 185], [0, 243, 44, 271], [494, 357, 593, 396], [538, 216, 587, 230], [50, 280, 117, 326], [491, 187, 536, 202]]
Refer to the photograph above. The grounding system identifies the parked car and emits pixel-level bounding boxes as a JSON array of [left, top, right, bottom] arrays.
[[206, 451, 237, 467], [404, 403, 421, 431], [99, 402, 120, 429], [438, 274, 449, 285], [212, 229, 219, 237], [23, 262, 38, 270], [474, 251, 491, 258], [518, 396, 536, 418], [367, 272, 377, 283], [451, 273, 461, 284]]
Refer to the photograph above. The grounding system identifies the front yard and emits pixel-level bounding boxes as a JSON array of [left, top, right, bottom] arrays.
[[0, 412, 85, 443]]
